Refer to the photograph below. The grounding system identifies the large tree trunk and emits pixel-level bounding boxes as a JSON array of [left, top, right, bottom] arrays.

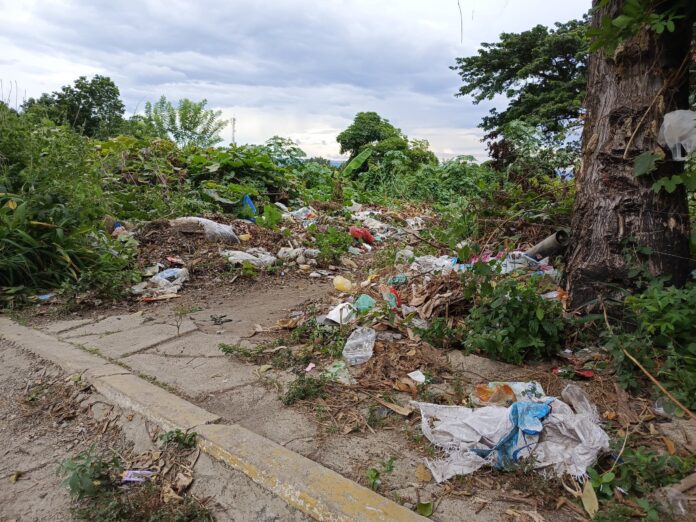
[[566, 0, 693, 311]]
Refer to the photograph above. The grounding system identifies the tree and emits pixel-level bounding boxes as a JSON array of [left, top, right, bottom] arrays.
[[336, 112, 437, 175], [452, 19, 588, 145], [336, 112, 403, 159], [144, 96, 227, 147], [22, 75, 125, 138], [565, 0, 695, 310]]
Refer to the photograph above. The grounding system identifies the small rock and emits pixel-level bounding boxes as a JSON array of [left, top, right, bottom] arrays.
[[309, 272, 322, 278]]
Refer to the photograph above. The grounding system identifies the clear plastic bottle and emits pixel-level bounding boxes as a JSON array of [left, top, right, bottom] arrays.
[[342, 327, 376, 365]]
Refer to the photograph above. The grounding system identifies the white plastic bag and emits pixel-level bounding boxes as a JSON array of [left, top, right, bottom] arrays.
[[659, 110, 696, 161], [172, 217, 240, 244]]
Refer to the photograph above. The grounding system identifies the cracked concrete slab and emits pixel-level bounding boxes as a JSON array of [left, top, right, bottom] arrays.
[[148, 331, 247, 357], [70, 320, 197, 358], [199, 384, 317, 456], [41, 318, 95, 334], [60, 312, 147, 338], [121, 352, 259, 395]]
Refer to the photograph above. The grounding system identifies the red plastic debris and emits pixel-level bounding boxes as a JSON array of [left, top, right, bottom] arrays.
[[349, 226, 375, 244]]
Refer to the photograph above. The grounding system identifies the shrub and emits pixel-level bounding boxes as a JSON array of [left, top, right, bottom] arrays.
[[463, 275, 565, 364], [605, 280, 696, 409], [314, 227, 352, 264]]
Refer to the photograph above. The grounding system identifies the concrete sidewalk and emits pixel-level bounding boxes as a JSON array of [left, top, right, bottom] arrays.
[[0, 315, 424, 521]]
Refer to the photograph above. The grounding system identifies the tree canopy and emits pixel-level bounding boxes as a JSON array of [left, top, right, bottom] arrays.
[[23, 75, 125, 138], [452, 18, 589, 143], [336, 112, 437, 174], [143, 96, 228, 148]]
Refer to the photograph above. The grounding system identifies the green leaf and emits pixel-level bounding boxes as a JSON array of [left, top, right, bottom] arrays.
[[416, 502, 434, 517], [341, 148, 372, 178], [612, 14, 633, 29], [601, 471, 615, 483], [536, 307, 544, 321], [634, 151, 658, 177]]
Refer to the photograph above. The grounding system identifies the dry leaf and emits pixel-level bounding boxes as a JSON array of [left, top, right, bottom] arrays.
[[581, 480, 599, 518], [161, 484, 183, 503], [275, 318, 299, 329], [375, 398, 413, 416], [393, 377, 418, 396], [663, 436, 676, 455], [602, 410, 617, 421], [415, 463, 432, 483], [172, 472, 193, 494]]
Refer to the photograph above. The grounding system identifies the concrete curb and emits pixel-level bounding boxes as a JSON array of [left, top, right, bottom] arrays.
[[0, 317, 424, 521]]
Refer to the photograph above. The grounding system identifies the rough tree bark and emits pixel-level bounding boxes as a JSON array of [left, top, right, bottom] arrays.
[[566, 0, 694, 310]]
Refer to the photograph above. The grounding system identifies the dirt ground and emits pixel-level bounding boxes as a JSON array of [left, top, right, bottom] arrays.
[[7, 213, 696, 521], [0, 341, 309, 522]]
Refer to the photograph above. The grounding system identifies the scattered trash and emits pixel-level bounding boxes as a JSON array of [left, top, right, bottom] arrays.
[[122, 470, 155, 483], [35, 293, 55, 302], [395, 248, 414, 264], [387, 273, 408, 285], [112, 221, 128, 237], [343, 326, 377, 365], [348, 246, 363, 255], [290, 206, 317, 220], [354, 294, 376, 312], [525, 230, 569, 260], [221, 248, 276, 267], [471, 381, 546, 407], [659, 109, 696, 161], [552, 367, 594, 380], [380, 285, 401, 308], [172, 217, 240, 244], [142, 263, 163, 277], [322, 360, 355, 385], [326, 303, 356, 324], [333, 275, 353, 292], [166, 255, 184, 265], [275, 201, 290, 212], [239, 233, 252, 241], [305, 362, 316, 372], [407, 370, 427, 384], [406, 217, 426, 230], [413, 384, 609, 482], [133, 267, 189, 298], [349, 226, 375, 244], [410, 255, 458, 275], [242, 194, 257, 221], [345, 201, 362, 213]]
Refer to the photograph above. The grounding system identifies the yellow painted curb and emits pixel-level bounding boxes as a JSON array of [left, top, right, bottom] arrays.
[[197, 424, 425, 521]]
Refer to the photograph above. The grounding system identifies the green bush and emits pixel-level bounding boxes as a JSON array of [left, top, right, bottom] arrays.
[[463, 275, 565, 364], [605, 280, 696, 409], [59, 445, 122, 499], [314, 226, 352, 264]]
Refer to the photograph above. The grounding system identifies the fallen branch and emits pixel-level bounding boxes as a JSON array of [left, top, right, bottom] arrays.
[[622, 349, 696, 422]]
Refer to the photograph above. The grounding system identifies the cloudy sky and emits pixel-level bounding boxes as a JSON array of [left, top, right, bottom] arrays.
[[1, 0, 588, 160]]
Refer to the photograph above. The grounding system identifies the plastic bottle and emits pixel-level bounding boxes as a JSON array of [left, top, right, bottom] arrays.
[[342, 327, 376, 365], [333, 275, 353, 292]]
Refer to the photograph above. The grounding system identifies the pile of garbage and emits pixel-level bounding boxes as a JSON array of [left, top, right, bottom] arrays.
[[414, 382, 609, 482]]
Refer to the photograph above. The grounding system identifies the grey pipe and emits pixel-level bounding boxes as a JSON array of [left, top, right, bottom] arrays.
[[525, 230, 569, 260]]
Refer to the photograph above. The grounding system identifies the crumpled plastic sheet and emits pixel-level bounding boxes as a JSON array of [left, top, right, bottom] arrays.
[[410, 255, 459, 275], [132, 268, 189, 296], [413, 384, 609, 482], [220, 248, 277, 267], [659, 110, 696, 161], [172, 217, 240, 244]]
